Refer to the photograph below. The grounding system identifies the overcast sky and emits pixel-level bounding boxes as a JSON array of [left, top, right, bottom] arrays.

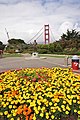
[[0, 0, 80, 44]]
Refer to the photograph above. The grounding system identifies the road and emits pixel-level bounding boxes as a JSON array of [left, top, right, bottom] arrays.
[[0, 56, 71, 73]]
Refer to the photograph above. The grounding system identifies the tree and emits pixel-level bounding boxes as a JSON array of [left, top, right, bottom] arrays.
[[61, 29, 80, 40], [6, 38, 27, 53], [8, 38, 25, 44], [55, 43, 63, 52], [0, 41, 5, 50], [0, 41, 3, 45], [48, 43, 55, 53]]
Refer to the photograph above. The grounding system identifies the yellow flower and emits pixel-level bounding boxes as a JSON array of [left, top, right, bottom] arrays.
[[7, 114, 11, 118], [4, 111, 8, 115], [8, 97, 12, 102], [66, 105, 70, 111], [57, 107, 62, 112], [78, 101, 80, 104], [1, 101, 5, 105], [11, 101, 14, 104], [30, 101, 36, 107], [46, 112, 49, 119], [54, 103, 57, 106], [9, 105, 12, 109], [41, 106, 45, 111], [35, 110, 39, 114], [40, 112, 44, 117], [3, 104, 7, 108], [78, 111, 80, 115], [43, 98, 47, 103], [61, 105, 65, 109], [65, 111, 69, 115], [17, 117, 21, 120], [0, 95, 2, 98], [13, 112, 17, 116], [10, 118, 14, 120], [37, 100, 41, 105], [27, 99, 31, 103], [33, 113, 36, 120], [51, 115, 55, 119], [38, 106, 41, 110], [52, 109, 56, 113], [0, 112, 3, 115], [67, 95, 71, 99], [49, 102, 53, 106], [73, 100, 76, 103], [63, 100, 66, 104], [74, 109, 77, 113], [6, 102, 9, 105], [13, 105, 17, 109]]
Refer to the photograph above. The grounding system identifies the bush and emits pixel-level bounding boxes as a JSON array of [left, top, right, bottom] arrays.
[[37, 49, 50, 54]]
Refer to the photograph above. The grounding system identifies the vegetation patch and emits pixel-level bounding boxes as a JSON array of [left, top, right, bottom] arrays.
[[0, 67, 80, 120], [3, 53, 22, 58]]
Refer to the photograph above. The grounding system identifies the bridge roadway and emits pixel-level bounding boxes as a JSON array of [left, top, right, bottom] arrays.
[[0, 56, 72, 73]]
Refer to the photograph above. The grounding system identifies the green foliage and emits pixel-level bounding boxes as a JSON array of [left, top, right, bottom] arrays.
[[38, 49, 50, 54], [4, 29, 80, 55], [55, 43, 63, 52], [37, 44, 49, 49], [0, 41, 5, 50], [8, 38, 25, 44], [37, 44, 50, 54], [48, 43, 55, 53], [61, 29, 80, 41], [6, 39, 27, 53], [76, 51, 80, 55], [0, 41, 3, 45]]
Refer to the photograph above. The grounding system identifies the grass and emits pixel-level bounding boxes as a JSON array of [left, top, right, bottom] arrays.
[[2, 53, 22, 58], [2, 53, 80, 59], [39, 54, 72, 58]]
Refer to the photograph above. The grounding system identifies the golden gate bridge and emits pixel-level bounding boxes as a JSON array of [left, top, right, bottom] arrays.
[[5, 24, 55, 44], [26, 24, 55, 44]]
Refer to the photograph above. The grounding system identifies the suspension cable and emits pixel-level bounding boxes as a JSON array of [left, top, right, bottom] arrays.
[[36, 32, 43, 40], [49, 26, 55, 42], [27, 27, 43, 44]]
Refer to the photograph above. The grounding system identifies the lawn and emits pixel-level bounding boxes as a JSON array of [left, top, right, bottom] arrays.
[[2, 53, 22, 58], [39, 54, 72, 58]]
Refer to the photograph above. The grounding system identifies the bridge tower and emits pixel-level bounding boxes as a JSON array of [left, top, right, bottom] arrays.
[[44, 24, 50, 44]]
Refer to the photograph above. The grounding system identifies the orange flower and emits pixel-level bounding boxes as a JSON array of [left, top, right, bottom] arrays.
[[29, 114, 34, 120], [26, 116, 29, 120], [23, 104, 28, 111], [0, 85, 2, 89], [8, 92, 11, 97], [0, 79, 2, 82], [23, 111, 27, 116], [23, 106, 33, 119], [27, 108, 32, 115], [12, 90, 18, 96], [17, 106, 23, 114]]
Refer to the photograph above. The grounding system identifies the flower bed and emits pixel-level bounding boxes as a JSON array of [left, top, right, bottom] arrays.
[[0, 67, 80, 120]]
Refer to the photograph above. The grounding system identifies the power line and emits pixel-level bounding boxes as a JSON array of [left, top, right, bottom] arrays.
[[27, 27, 43, 44]]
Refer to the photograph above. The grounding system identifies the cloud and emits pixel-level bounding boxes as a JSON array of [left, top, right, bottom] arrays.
[[0, 0, 80, 44]]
